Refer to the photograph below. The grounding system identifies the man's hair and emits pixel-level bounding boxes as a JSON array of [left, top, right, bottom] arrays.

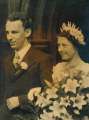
[[7, 12, 32, 29]]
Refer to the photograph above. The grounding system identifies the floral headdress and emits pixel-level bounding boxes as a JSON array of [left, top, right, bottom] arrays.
[[60, 21, 85, 45]]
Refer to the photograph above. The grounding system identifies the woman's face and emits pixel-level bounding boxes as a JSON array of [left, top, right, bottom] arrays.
[[57, 36, 76, 61]]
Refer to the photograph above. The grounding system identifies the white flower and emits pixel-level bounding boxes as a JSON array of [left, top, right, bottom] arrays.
[[74, 109, 80, 115], [36, 93, 52, 107], [63, 78, 79, 93], [71, 94, 87, 110], [45, 87, 58, 99], [20, 62, 28, 70], [86, 94, 89, 103], [60, 96, 70, 107], [28, 87, 41, 101], [49, 101, 68, 118], [39, 110, 54, 120], [60, 113, 73, 120], [86, 94, 89, 100]]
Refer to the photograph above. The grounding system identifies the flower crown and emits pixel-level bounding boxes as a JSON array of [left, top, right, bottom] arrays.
[[60, 21, 85, 45]]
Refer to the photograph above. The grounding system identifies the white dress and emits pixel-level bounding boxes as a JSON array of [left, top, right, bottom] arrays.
[[52, 59, 89, 86]]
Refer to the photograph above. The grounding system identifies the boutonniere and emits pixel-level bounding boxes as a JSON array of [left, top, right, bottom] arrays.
[[19, 61, 28, 70]]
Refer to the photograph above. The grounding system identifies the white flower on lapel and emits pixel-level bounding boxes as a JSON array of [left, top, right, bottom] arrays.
[[20, 62, 28, 70]]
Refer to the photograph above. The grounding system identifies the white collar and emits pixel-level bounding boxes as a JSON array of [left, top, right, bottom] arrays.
[[15, 43, 31, 63]]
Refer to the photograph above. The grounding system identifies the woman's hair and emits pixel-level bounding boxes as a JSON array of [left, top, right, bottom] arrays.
[[59, 31, 80, 48]]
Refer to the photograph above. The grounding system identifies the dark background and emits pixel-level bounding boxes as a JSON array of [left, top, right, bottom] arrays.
[[0, 0, 89, 62]]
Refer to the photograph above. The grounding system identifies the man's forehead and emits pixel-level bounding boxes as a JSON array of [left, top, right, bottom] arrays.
[[6, 20, 24, 29]]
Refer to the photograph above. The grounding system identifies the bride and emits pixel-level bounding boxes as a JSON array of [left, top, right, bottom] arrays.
[[27, 22, 89, 120], [52, 22, 89, 86]]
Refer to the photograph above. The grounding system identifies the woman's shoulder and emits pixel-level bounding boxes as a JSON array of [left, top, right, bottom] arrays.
[[78, 61, 89, 74], [53, 62, 65, 72]]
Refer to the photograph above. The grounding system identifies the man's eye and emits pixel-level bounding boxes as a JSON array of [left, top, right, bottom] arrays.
[[6, 31, 9, 34], [62, 44, 68, 47], [58, 44, 60, 47], [12, 31, 18, 34], [5, 31, 18, 34]]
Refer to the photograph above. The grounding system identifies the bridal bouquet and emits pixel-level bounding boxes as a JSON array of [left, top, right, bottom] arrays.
[[29, 68, 89, 120]]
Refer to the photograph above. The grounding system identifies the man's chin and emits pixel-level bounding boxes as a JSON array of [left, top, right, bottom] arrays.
[[10, 45, 16, 49], [61, 57, 70, 62]]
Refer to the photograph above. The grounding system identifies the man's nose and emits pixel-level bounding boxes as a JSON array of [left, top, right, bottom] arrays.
[[7, 33, 13, 41], [58, 46, 63, 52]]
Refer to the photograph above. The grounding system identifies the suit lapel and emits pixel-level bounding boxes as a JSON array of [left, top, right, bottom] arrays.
[[13, 47, 36, 80], [5, 51, 16, 82]]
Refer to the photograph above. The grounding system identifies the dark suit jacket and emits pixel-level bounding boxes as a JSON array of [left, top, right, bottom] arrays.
[[2, 47, 53, 105]]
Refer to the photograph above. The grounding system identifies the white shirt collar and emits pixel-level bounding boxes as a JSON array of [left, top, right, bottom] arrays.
[[15, 43, 31, 63]]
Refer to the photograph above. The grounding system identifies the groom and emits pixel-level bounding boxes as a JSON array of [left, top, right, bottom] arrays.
[[0, 12, 53, 120]]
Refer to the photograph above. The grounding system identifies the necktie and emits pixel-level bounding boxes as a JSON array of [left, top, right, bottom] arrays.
[[13, 52, 20, 69]]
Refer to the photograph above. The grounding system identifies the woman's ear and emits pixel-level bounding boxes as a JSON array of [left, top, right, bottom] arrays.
[[25, 28, 31, 37]]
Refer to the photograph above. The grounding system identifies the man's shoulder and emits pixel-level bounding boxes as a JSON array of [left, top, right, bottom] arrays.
[[30, 47, 52, 60]]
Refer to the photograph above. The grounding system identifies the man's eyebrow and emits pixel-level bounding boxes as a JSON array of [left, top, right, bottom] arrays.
[[5, 30, 8, 33], [5, 30, 19, 34], [11, 31, 19, 33]]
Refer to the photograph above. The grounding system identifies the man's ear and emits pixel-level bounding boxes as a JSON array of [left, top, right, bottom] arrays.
[[25, 28, 31, 37]]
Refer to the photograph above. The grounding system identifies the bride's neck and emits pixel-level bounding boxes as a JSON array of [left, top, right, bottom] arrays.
[[65, 51, 83, 68]]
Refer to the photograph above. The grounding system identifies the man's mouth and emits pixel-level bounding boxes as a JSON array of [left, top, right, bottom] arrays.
[[10, 42, 16, 45]]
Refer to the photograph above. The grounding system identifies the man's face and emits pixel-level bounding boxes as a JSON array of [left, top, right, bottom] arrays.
[[5, 20, 28, 50], [57, 36, 76, 61]]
